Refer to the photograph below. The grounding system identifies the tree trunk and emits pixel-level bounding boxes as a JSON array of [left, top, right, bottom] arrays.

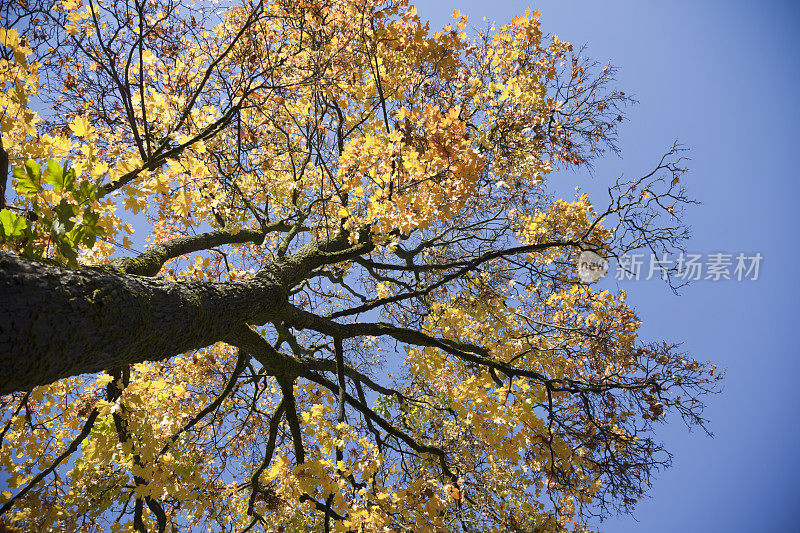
[[0, 253, 285, 394]]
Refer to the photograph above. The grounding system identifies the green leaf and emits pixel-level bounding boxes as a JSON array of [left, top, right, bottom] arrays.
[[81, 209, 99, 226], [24, 159, 41, 182], [13, 165, 39, 197], [44, 159, 75, 192], [81, 209, 105, 236], [20, 239, 44, 260], [55, 236, 78, 267], [65, 209, 104, 250], [0, 209, 28, 239], [74, 180, 104, 204], [54, 198, 77, 222], [82, 230, 96, 248], [74, 180, 91, 203], [69, 225, 95, 248]]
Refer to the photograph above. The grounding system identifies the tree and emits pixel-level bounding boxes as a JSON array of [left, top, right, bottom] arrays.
[[0, 1, 720, 531]]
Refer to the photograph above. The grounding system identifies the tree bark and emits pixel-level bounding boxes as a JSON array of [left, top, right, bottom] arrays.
[[0, 230, 372, 395], [0, 252, 288, 394]]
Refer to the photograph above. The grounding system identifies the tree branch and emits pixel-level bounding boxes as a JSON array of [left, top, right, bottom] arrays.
[[0, 408, 99, 516], [108, 225, 291, 277]]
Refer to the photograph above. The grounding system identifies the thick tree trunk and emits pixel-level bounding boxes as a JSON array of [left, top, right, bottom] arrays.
[[0, 253, 286, 395], [0, 230, 371, 395]]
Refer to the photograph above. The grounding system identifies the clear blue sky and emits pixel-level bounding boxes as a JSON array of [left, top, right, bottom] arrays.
[[413, 1, 800, 531]]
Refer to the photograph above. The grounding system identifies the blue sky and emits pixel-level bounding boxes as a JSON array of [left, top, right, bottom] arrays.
[[412, 1, 800, 531]]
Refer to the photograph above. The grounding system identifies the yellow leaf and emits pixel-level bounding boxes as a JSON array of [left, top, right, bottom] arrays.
[[265, 456, 287, 482], [69, 116, 90, 138]]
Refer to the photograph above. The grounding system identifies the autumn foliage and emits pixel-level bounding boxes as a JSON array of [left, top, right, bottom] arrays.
[[0, 0, 719, 531]]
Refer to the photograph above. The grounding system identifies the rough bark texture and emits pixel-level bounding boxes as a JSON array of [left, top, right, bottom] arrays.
[[107, 226, 289, 277], [0, 231, 371, 395], [0, 253, 284, 394]]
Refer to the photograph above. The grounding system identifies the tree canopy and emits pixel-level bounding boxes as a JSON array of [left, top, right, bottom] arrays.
[[0, 0, 720, 531]]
